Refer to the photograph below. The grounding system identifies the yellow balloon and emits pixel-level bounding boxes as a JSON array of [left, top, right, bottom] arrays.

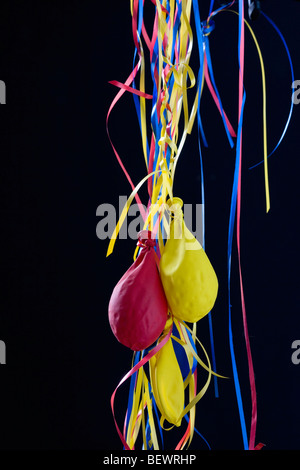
[[150, 320, 184, 427], [160, 198, 218, 323]]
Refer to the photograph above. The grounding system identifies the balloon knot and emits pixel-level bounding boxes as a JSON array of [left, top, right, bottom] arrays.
[[137, 230, 156, 248], [202, 19, 215, 37]]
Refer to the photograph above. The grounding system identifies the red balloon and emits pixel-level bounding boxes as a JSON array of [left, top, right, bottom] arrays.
[[108, 232, 168, 351]]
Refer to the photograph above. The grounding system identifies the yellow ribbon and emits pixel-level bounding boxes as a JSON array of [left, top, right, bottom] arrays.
[[227, 10, 270, 212]]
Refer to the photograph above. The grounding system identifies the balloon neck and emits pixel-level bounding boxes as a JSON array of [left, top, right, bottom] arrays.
[[166, 197, 184, 220], [137, 230, 156, 249], [163, 315, 173, 333]]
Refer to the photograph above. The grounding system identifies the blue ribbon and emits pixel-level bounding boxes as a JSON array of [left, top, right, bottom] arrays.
[[124, 351, 141, 449], [193, 0, 208, 147], [226, 0, 249, 450], [192, 0, 219, 399], [183, 415, 212, 450], [204, 35, 235, 148], [208, 0, 215, 17], [249, 10, 294, 169]]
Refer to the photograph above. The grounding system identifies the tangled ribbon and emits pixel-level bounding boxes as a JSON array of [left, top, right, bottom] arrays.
[[105, 0, 293, 450]]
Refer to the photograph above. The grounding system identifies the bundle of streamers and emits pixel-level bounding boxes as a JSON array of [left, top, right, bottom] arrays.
[[105, 0, 294, 450]]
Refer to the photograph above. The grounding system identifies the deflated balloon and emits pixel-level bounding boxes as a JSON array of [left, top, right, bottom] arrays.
[[150, 319, 185, 426], [160, 198, 218, 323], [108, 232, 168, 351]]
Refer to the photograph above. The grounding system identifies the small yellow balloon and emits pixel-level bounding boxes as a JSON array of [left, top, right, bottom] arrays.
[[160, 198, 218, 323], [150, 324, 184, 427]]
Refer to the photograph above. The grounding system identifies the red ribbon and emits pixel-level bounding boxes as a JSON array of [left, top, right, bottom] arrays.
[[108, 80, 153, 99], [236, 1, 262, 450]]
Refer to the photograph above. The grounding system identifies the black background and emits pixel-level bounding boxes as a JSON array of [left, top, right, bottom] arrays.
[[0, 0, 300, 451]]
